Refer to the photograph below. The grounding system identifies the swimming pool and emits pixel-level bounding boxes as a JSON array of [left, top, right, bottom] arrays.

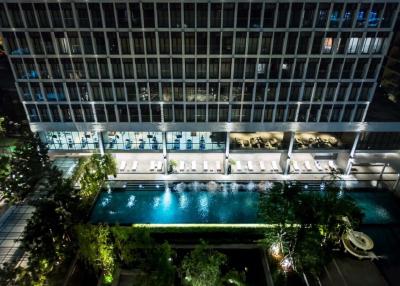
[[90, 182, 400, 225], [90, 183, 260, 224], [346, 192, 400, 224]]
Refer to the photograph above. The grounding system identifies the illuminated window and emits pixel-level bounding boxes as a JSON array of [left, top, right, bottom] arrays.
[[347, 37, 359, 54], [371, 38, 383, 54], [322, 37, 333, 53], [361, 38, 372, 53]]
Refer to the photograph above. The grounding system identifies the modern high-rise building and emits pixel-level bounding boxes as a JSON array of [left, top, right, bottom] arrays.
[[1, 1, 400, 175]]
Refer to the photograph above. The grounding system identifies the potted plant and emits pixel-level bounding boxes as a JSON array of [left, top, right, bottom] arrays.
[[168, 159, 178, 173]]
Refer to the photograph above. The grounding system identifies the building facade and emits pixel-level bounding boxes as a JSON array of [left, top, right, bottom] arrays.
[[1, 1, 400, 174]]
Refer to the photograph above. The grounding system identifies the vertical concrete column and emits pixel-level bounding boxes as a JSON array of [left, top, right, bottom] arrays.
[[287, 132, 295, 158], [163, 132, 168, 175], [346, 132, 360, 175], [97, 131, 105, 156], [225, 132, 230, 175], [379, 163, 388, 182], [393, 174, 400, 192]]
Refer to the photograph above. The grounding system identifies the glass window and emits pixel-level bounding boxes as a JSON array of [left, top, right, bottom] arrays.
[[221, 59, 231, 79], [197, 3, 208, 28], [235, 32, 246, 54], [159, 32, 170, 54], [211, 4, 222, 28], [22, 4, 37, 28], [322, 37, 333, 54], [89, 3, 102, 28], [76, 3, 90, 28], [237, 3, 249, 28], [7, 3, 24, 28], [209, 59, 219, 79], [250, 3, 262, 28], [210, 33, 220, 54], [103, 3, 116, 28], [120, 33, 131, 54], [147, 58, 158, 79], [142, 3, 155, 28], [222, 3, 234, 28], [130, 3, 142, 28], [247, 33, 259, 54], [290, 3, 303, 27], [61, 3, 75, 27], [277, 3, 289, 28], [184, 3, 195, 28], [185, 33, 195, 54], [34, 3, 50, 28], [273, 33, 284, 54], [95, 105, 106, 122], [94, 32, 106, 54], [197, 32, 207, 55], [173, 86, 184, 105], [347, 37, 359, 54], [263, 4, 276, 28], [132, 32, 145, 54], [160, 59, 171, 79], [117, 105, 128, 122], [129, 105, 139, 122], [171, 33, 182, 54], [116, 3, 128, 28], [81, 32, 94, 55], [157, 3, 169, 28], [170, 3, 181, 28], [316, 3, 330, 28], [145, 32, 156, 54], [135, 59, 146, 78]]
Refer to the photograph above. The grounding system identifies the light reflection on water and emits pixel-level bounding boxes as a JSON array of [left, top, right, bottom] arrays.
[[91, 183, 400, 225]]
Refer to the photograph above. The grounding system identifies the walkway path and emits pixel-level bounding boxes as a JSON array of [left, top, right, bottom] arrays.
[[0, 205, 34, 267]]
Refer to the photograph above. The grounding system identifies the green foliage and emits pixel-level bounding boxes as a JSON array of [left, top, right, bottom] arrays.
[[75, 224, 115, 284], [20, 173, 82, 284], [259, 182, 363, 279], [70, 157, 88, 183], [0, 117, 5, 136], [79, 154, 116, 205], [111, 227, 176, 286], [1, 132, 50, 202], [0, 155, 10, 186], [221, 270, 247, 286], [180, 241, 227, 286]]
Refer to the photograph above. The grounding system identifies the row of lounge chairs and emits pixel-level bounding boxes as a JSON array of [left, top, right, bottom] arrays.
[[119, 160, 163, 172], [291, 160, 337, 172], [178, 160, 222, 172], [235, 160, 279, 172]]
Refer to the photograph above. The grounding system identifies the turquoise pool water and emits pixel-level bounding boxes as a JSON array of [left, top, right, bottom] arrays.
[[346, 192, 400, 224], [90, 183, 400, 225], [90, 183, 260, 224]]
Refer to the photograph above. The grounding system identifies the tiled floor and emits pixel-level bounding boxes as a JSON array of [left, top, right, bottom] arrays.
[[52, 157, 79, 178]]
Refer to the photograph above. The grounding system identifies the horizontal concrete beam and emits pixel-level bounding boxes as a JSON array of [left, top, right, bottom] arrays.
[[30, 122, 400, 133]]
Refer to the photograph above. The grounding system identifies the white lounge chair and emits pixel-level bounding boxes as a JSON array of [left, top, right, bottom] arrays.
[[203, 161, 208, 171], [179, 161, 185, 172], [329, 160, 337, 170], [216, 161, 221, 172], [304, 160, 312, 171], [248, 161, 254, 171], [259, 161, 266, 171], [315, 160, 323, 171], [191, 160, 197, 171], [150, 160, 155, 171], [119, 160, 126, 171], [292, 160, 300, 172], [131, 161, 138, 171], [236, 161, 242, 172], [271, 161, 278, 172], [157, 161, 162, 171]]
